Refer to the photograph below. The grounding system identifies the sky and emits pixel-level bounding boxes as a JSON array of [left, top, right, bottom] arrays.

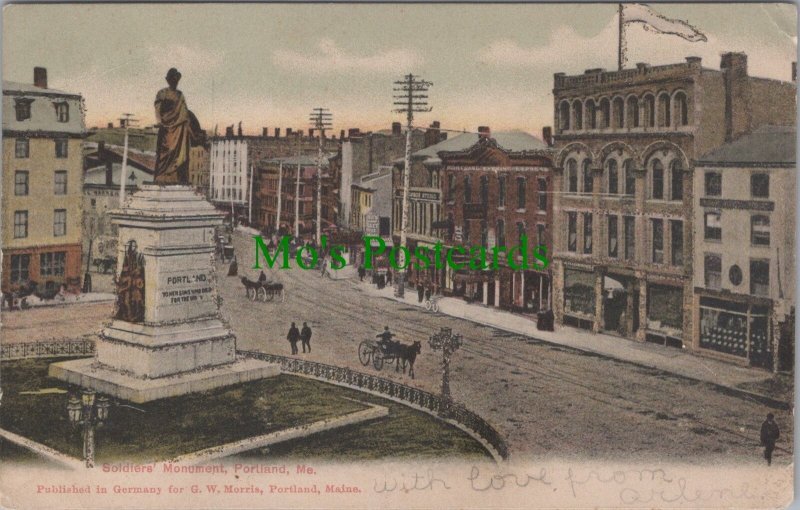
[[3, 3, 796, 136]]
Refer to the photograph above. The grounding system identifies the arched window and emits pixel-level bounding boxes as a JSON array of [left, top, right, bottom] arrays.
[[582, 160, 593, 194], [658, 93, 671, 127], [626, 96, 639, 128], [674, 91, 688, 126], [559, 101, 570, 132], [566, 159, 578, 193], [572, 100, 583, 130], [670, 159, 683, 201], [623, 159, 635, 195], [586, 99, 597, 129], [651, 159, 664, 199], [607, 159, 619, 194], [612, 97, 624, 128], [643, 95, 655, 127], [599, 98, 611, 129]]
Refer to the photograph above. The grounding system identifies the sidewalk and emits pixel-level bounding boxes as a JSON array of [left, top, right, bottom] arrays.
[[357, 280, 790, 408]]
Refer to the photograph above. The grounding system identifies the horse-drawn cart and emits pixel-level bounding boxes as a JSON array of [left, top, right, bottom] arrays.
[[240, 277, 284, 302], [358, 339, 397, 370]]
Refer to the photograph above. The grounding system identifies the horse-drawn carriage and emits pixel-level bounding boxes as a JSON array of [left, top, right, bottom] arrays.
[[240, 276, 284, 302], [358, 338, 421, 378]]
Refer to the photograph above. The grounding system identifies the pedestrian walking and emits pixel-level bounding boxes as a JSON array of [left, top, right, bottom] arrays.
[[760, 413, 780, 465], [258, 270, 267, 283], [417, 283, 424, 303], [300, 322, 312, 353], [287, 322, 300, 355], [227, 255, 238, 276], [358, 265, 366, 282], [386, 270, 393, 285]]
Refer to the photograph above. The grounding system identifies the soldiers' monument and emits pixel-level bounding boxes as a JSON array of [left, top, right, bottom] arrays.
[[50, 69, 278, 402]]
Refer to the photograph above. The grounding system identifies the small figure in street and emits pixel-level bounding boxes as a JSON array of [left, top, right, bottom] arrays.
[[287, 322, 300, 355], [417, 283, 425, 303], [424, 287, 432, 302], [227, 255, 238, 276], [386, 270, 393, 286], [320, 256, 329, 278], [258, 270, 267, 283], [376, 326, 394, 350], [300, 322, 312, 353], [358, 265, 366, 282], [377, 274, 386, 290], [760, 413, 780, 465]]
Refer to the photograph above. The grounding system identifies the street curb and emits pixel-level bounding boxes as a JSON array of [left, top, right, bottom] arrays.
[[363, 285, 791, 411]]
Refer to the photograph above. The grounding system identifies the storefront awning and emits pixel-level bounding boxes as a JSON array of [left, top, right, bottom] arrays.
[[453, 270, 495, 284]]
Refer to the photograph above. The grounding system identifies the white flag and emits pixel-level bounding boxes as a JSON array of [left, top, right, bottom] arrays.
[[623, 3, 708, 42]]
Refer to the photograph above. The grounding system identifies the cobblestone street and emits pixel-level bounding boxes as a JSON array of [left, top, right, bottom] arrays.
[[220, 231, 792, 462]]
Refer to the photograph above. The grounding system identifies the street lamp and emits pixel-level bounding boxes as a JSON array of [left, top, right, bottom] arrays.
[[67, 390, 110, 468], [428, 327, 463, 416]]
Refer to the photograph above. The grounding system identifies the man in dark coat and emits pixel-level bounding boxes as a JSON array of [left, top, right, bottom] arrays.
[[300, 322, 312, 353], [417, 283, 425, 303], [358, 265, 366, 282], [760, 413, 780, 465], [287, 322, 300, 355], [258, 271, 267, 283]]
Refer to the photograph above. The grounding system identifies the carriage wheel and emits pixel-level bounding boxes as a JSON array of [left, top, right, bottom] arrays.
[[246, 288, 256, 301], [372, 350, 384, 371], [424, 300, 432, 312], [257, 287, 268, 302], [432, 302, 440, 313], [358, 341, 373, 366]]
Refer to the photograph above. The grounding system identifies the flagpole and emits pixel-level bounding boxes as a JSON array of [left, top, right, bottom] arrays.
[[618, 3, 624, 71]]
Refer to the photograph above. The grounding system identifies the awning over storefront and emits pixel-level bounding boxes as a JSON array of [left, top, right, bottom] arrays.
[[453, 270, 496, 284]]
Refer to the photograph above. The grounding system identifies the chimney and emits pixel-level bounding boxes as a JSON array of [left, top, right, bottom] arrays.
[[793, 62, 797, 82], [391, 122, 402, 136], [309, 128, 315, 138], [635, 62, 650, 71], [33, 67, 47, 89], [720, 52, 752, 141], [685, 56, 702, 66], [274, 128, 281, 138], [262, 127, 269, 137], [297, 130, 304, 138], [286, 128, 293, 137], [542, 126, 553, 147], [478, 126, 491, 139], [105, 162, 113, 186], [225, 125, 234, 138], [107, 122, 114, 129], [348, 128, 360, 138], [340, 129, 345, 140]]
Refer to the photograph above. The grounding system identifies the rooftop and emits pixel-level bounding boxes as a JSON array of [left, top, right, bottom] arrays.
[[400, 131, 548, 166], [697, 125, 796, 165], [3, 80, 80, 98]]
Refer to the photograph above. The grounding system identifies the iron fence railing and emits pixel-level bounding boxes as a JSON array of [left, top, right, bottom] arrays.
[[238, 349, 508, 460], [1, 339, 95, 360]]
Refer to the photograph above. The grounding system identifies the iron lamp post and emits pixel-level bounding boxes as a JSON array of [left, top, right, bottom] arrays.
[[67, 390, 110, 468], [428, 327, 463, 416]]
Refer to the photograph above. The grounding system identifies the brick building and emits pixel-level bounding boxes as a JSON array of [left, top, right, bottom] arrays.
[[438, 128, 553, 312], [551, 52, 796, 349], [2, 68, 86, 294]]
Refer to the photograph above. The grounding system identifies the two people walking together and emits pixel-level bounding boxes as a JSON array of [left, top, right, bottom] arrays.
[[287, 322, 313, 355]]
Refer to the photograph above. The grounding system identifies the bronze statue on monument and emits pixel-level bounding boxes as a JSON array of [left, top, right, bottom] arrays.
[[153, 68, 206, 185]]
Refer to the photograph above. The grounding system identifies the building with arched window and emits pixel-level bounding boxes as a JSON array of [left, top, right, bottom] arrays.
[[550, 52, 796, 360]]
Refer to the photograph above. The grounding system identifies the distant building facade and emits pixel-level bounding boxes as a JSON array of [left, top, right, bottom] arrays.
[[693, 126, 795, 371], [2, 68, 86, 293], [551, 53, 796, 350]]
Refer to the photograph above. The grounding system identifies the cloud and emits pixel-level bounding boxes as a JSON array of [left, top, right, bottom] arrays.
[[272, 39, 422, 74], [478, 13, 796, 81]]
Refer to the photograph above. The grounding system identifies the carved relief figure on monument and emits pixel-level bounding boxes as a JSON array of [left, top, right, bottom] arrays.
[[114, 240, 145, 323], [154, 67, 206, 185]]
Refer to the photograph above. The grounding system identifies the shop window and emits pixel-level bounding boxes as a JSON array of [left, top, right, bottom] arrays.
[[11, 254, 30, 284], [751, 215, 770, 246], [567, 213, 577, 252], [608, 215, 618, 258], [704, 254, 721, 289], [40, 252, 66, 277], [704, 211, 721, 240], [750, 260, 769, 296], [647, 284, 683, 332], [651, 219, 664, 263], [751, 173, 769, 198], [699, 297, 748, 357], [564, 269, 595, 316], [705, 172, 721, 196]]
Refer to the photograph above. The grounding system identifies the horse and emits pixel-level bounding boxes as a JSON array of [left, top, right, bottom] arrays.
[[264, 282, 285, 302], [240, 276, 262, 300], [395, 340, 422, 379]]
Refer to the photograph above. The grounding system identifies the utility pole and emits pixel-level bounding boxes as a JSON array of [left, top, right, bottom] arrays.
[[248, 162, 254, 225], [118, 113, 138, 207], [275, 160, 283, 234], [309, 108, 332, 246], [392, 74, 432, 298], [294, 133, 302, 239]]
